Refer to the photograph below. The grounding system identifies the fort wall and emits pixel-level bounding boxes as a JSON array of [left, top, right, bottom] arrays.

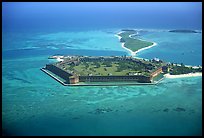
[[45, 57, 166, 84], [79, 75, 151, 83], [150, 67, 163, 78], [45, 64, 73, 83], [45, 64, 152, 83]]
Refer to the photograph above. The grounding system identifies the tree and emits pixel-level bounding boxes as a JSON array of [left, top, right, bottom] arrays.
[[95, 62, 101, 68], [181, 63, 184, 67], [103, 61, 112, 67], [84, 62, 89, 69]]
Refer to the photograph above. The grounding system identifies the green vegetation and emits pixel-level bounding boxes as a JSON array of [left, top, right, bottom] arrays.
[[102, 61, 112, 67], [169, 64, 202, 75], [118, 30, 154, 52], [61, 60, 160, 76]]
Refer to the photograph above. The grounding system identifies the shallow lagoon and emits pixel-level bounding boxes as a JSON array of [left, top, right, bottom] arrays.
[[2, 29, 202, 136]]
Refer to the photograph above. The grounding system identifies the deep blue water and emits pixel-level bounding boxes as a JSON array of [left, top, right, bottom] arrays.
[[2, 2, 202, 136], [2, 2, 202, 33]]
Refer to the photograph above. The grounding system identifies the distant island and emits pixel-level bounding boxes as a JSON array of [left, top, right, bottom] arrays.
[[41, 55, 202, 86], [116, 29, 201, 56], [116, 29, 156, 56], [169, 29, 201, 33]]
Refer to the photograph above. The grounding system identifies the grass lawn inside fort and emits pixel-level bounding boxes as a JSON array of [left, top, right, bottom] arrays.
[[67, 62, 141, 76], [57, 59, 163, 76], [118, 30, 154, 52]]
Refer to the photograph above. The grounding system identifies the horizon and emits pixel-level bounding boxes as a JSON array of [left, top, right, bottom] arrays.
[[2, 2, 202, 32]]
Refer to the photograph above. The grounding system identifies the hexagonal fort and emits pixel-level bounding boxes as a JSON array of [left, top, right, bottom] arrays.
[[41, 56, 169, 85]]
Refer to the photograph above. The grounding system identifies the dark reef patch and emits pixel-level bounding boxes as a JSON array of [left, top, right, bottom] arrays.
[[173, 107, 186, 112], [13, 77, 32, 84], [163, 108, 169, 112], [89, 108, 113, 114]]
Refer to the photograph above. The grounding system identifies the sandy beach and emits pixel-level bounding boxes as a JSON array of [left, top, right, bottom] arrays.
[[134, 42, 157, 55], [185, 65, 201, 69], [164, 72, 202, 78], [115, 31, 157, 56], [56, 57, 64, 62]]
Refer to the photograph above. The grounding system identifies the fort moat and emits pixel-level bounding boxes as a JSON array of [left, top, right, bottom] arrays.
[[41, 55, 202, 86]]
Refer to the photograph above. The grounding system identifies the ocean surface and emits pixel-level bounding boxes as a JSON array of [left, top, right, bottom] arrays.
[[2, 28, 202, 136]]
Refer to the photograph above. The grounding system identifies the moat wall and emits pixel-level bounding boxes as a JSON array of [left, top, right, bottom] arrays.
[[150, 67, 163, 78]]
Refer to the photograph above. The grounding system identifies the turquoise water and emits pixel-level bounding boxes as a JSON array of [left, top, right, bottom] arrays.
[[2, 29, 202, 136], [135, 30, 202, 66]]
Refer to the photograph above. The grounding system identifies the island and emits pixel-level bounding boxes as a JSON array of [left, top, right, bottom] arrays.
[[116, 29, 157, 56], [41, 55, 202, 86], [169, 29, 201, 33]]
